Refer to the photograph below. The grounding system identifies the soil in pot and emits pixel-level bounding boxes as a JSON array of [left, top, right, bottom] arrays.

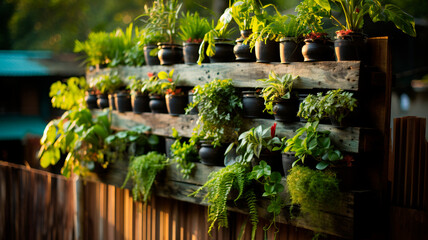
[[158, 43, 183, 65], [335, 33, 366, 61], [115, 92, 132, 113], [165, 94, 188, 116], [242, 91, 265, 118], [280, 38, 303, 63], [149, 94, 168, 113], [108, 94, 116, 110], [302, 40, 335, 62], [272, 98, 299, 122], [85, 93, 98, 109], [144, 45, 160, 65], [209, 40, 235, 63], [132, 93, 150, 114], [255, 39, 280, 63], [97, 94, 109, 109], [199, 142, 226, 166], [282, 152, 297, 176]]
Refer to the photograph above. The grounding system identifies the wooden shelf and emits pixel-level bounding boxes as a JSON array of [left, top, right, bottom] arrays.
[[87, 61, 361, 90]]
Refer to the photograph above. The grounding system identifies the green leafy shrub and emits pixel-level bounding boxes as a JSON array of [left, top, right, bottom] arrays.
[[122, 151, 169, 202], [169, 128, 198, 179], [49, 77, 88, 111], [178, 11, 212, 43], [89, 72, 124, 94]]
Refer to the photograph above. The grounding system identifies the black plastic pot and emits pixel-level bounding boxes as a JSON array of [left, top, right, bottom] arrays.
[[183, 42, 200, 64], [115, 92, 132, 113], [85, 93, 98, 109], [187, 91, 198, 115], [199, 142, 226, 166], [165, 94, 188, 116], [209, 40, 235, 63], [279, 37, 303, 63], [234, 31, 255, 62], [97, 94, 109, 109], [302, 39, 335, 62], [158, 43, 183, 65], [255, 39, 280, 63], [273, 99, 299, 122], [242, 91, 265, 118], [149, 94, 168, 113], [144, 45, 160, 65], [132, 93, 150, 114], [108, 94, 116, 110], [334, 33, 366, 61], [282, 152, 297, 176]]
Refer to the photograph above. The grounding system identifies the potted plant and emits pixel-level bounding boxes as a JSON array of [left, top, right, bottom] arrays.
[[296, 0, 334, 62], [324, 89, 358, 127], [242, 89, 266, 118], [90, 72, 124, 109], [187, 79, 242, 166], [315, 0, 416, 61], [197, 9, 236, 64], [159, 70, 188, 116], [141, 72, 168, 113], [121, 151, 169, 202], [128, 76, 150, 114], [297, 92, 329, 123], [140, 29, 167, 65], [74, 31, 110, 69], [258, 72, 299, 122], [261, 14, 308, 63], [178, 11, 212, 64], [229, 0, 257, 62], [225, 123, 284, 174], [169, 128, 199, 179]]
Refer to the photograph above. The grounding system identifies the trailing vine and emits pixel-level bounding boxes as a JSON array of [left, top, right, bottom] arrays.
[[169, 128, 198, 179]]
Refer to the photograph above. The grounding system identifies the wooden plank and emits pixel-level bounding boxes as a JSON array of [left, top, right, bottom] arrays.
[[404, 117, 415, 206], [95, 110, 362, 153], [87, 62, 360, 90]]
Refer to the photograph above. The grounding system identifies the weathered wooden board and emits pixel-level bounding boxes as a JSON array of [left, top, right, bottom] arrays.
[[87, 61, 360, 90], [95, 110, 361, 153]]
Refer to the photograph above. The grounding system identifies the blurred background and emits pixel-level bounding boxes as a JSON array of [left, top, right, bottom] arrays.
[[0, 0, 427, 167]]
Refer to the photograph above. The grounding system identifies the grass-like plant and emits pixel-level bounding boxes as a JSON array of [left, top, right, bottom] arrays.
[[122, 151, 169, 202], [178, 11, 212, 43]]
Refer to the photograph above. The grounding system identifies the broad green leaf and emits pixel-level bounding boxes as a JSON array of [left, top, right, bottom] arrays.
[[158, 71, 168, 79], [316, 161, 329, 170]]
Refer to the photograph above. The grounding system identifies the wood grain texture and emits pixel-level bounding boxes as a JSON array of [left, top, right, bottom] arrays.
[[87, 61, 360, 90]]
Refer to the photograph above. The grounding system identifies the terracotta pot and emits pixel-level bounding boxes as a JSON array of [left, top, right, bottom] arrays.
[[97, 94, 109, 109], [144, 45, 160, 65], [302, 39, 334, 62], [165, 94, 188, 116], [149, 94, 168, 113], [335, 33, 366, 61], [255, 39, 280, 63], [115, 92, 132, 113], [279, 37, 303, 63], [132, 93, 150, 114], [158, 43, 183, 65], [273, 98, 299, 122], [199, 142, 226, 166]]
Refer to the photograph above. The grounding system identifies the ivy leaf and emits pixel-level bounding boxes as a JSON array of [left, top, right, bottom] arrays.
[[316, 161, 329, 170]]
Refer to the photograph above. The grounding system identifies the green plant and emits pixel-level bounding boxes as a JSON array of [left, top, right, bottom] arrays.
[[74, 31, 110, 67], [90, 72, 124, 94], [187, 79, 242, 147], [260, 14, 309, 41], [178, 11, 212, 43], [284, 121, 342, 170], [127, 76, 147, 96], [315, 0, 416, 36], [297, 92, 329, 122], [229, 0, 258, 31], [257, 72, 299, 114], [296, 0, 330, 34], [122, 151, 169, 202], [286, 165, 339, 222], [323, 89, 357, 125], [49, 77, 88, 111], [141, 70, 178, 95], [169, 128, 199, 179], [225, 123, 283, 163], [104, 125, 159, 162], [190, 163, 258, 239], [250, 161, 285, 238]]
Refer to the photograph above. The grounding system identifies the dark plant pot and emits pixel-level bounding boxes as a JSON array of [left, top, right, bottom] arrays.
[[165, 94, 188, 116], [132, 93, 150, 114], [273, 99, 299, 122], [242, 91, 265, 118], [144, 45, 160, 65], [97, 94, 109, 109], [335, 33, 366, 61], [302, 39, 334, 62], [199, 142, 226, 166], [255, 39, 280, 63], [187, 91, 198, 115], [158, 43, 183, 65], [209, 41, 235, 63], [234, 35, 255, 62], [282, 152, 297, 176], [279, 38, 303, 63], [115, 92, 132, 113], [149, 94, 168, 113], [108, 94, 116, 110], [85, 93, 98, 109], [183, 42, 200, 64], [255, 151, 284, 176]]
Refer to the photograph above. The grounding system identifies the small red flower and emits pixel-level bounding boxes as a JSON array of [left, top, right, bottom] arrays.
[[147, 72, 154, 77], [168, 78, 173, 82], [355, 7, 360, 13], [344, 155, 354, 167], [271, 123, 277, 138], [336, 29, 354, 37]]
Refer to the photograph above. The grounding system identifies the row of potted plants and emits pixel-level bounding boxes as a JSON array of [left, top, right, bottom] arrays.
[[75, 0, 415, 68]]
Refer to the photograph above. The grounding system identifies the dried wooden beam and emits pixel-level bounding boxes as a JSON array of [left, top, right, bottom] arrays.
[[87, 61, 360, 90]]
